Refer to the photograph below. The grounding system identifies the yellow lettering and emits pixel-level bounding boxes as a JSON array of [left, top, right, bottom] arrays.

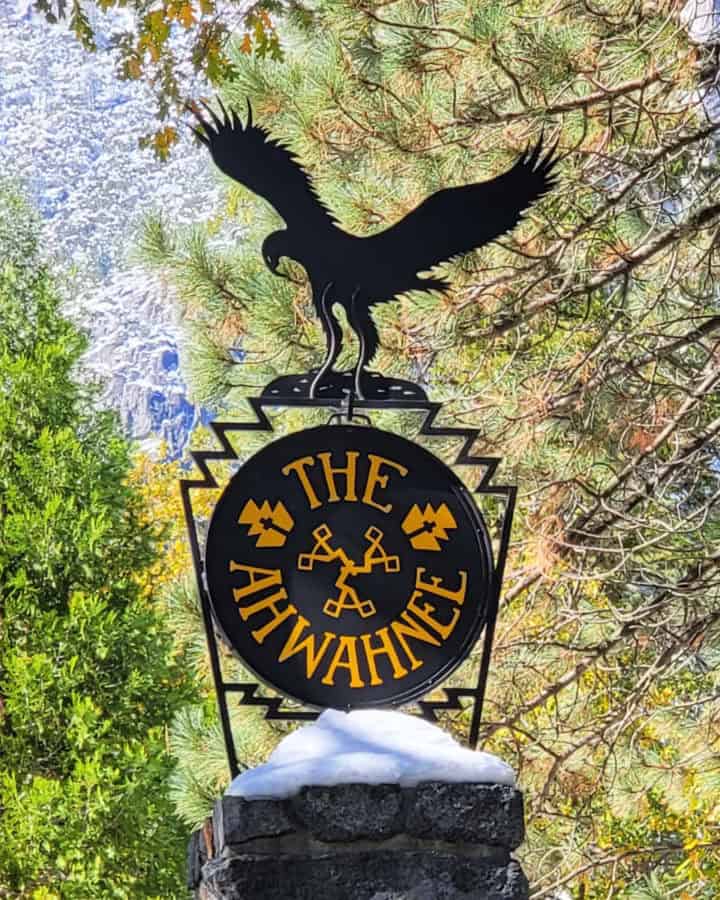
[[253, 605, 297, 643], [390, 611, 441, 671], [414, 568, 468, 606], [406, 591, 459, 641], [278, 616, 336, 678], [360, 628, 408, 685], [362, 455, 408, 513], [235, 588, 297, 643], [229, 561, 282, 600], [282, 456, 321, 509], [321, 636, 364, 688], [317, 451, 359, 503]]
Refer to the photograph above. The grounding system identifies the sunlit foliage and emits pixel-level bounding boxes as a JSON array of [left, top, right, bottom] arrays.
[[139, 1, 720, 895], [0, 190, 197, 898]]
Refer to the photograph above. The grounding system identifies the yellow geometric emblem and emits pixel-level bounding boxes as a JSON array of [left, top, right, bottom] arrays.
[[297, 523, 399, 619], [238, 499, 295, 548], [401, 503, 457, 551]]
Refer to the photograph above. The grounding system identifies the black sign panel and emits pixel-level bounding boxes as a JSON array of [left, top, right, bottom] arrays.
[[204, 424, 493, 709]]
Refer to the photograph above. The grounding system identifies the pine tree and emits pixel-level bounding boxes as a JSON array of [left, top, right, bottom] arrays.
[[138, 2, 720, 896], [0, 189, 197, 898]]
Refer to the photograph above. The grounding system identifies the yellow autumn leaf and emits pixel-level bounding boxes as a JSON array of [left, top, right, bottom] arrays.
[[129, 448, 218, 594], [125, 57, 142, 79], [147, 8, 165, 32], [177, 2, 196, 28], [153, 126, 178, 161]]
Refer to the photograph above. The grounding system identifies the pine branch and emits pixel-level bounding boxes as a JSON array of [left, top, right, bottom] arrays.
[[544, 314, 720, 416], [485, 547, 720, 741], [462, 69, 668, 124], [532, 840, 720, 898], [502, 403, 720, 605], [484, 199, 720, 341]]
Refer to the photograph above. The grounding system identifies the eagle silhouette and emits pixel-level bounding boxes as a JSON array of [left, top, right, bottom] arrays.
[[193, 99, 558, 399]]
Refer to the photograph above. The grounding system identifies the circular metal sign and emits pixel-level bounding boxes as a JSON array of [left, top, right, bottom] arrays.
[[204, 424, 493, 709]]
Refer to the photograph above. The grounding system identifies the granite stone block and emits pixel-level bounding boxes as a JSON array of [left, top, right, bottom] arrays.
[[192, 783, 528, 899], [290, 783, 404, 841], [214, 795, 295, 848], [405, 784, 524, 849]]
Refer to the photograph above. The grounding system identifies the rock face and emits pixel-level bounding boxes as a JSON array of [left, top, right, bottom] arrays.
[[0, 0, 226, 457], [189, 783, 528, 900]]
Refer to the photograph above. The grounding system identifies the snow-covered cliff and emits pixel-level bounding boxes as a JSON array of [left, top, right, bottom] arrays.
[[0, 0, 224, 457]]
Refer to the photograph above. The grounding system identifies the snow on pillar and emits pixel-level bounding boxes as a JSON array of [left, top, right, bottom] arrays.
[[188, 710, 528, 900]]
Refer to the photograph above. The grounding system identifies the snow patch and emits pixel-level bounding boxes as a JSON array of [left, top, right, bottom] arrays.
[[228, 708, 515, 800], [0, 0, 224, 455], [681, 0, 720, 44]]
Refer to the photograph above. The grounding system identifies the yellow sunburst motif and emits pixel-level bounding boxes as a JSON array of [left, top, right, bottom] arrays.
[[401, 503, 457, 551], [238, 499, 295, 547]]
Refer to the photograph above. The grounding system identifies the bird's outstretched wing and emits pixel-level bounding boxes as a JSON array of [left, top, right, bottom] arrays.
[[369, 137, 559, 275], [192, 99, 335, 230]]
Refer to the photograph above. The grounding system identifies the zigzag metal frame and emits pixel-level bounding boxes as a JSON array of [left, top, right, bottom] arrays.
[[181, 396, 516, 779]]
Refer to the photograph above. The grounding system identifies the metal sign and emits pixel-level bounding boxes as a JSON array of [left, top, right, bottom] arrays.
[[204, 424, 493, 710], [182, 396, 516, 778], [180, 95, 550, 776]]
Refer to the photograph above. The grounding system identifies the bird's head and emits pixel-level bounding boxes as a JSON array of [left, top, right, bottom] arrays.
[[261, 231, 292, 276]]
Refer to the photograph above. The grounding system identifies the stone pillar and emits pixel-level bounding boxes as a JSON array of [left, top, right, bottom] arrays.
[[189, 782, 528, 899]]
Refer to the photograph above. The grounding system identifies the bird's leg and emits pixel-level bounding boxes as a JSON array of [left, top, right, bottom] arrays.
[[349, 291, 377, 402], [309, 283, 341, 399], [353, 329, 367, 402]]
